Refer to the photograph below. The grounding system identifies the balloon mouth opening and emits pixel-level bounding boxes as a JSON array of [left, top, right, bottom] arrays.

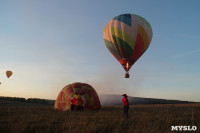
[[125, 72, 129, 78]]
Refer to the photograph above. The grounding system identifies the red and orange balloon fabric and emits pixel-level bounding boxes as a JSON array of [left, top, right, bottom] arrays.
[[54, 82, 101, 111], [103, 14, 153, 78]]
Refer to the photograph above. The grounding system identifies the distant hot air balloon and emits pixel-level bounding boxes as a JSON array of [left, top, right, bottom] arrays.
[[6, 71, 13, 78], [103, 14, 153, 78]]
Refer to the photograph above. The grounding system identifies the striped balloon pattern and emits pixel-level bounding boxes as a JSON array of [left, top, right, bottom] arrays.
[[103, 14, 153, 72], [54, 82, 101, 111]]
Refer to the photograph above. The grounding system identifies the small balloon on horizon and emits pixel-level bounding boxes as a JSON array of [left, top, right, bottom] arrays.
[[6, 71, 13, 78]]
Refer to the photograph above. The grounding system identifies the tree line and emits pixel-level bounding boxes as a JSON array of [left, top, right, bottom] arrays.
[[0, 96, 54, 105]]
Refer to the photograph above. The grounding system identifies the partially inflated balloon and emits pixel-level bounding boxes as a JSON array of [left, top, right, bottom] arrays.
[[6, 71, 13, 78], [103, 14, 153, 78], [54, 82, 101, 111]]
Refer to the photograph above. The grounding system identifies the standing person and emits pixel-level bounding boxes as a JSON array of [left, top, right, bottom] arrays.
[[122, 94, 129, 118]]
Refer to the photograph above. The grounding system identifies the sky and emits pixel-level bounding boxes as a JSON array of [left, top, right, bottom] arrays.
[[0, 0, 200, 102]]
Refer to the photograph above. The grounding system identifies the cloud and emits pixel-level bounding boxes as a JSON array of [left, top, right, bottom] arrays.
[[173, 48, 200, 59]]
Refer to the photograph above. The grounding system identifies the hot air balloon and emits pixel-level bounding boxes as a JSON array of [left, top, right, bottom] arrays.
[[54, 82, 101, 111], [103, 14, 153, 78], [6, 71, 13, 78]]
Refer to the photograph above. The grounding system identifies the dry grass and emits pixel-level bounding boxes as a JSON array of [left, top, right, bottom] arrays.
[[0, 101, 199, 133]]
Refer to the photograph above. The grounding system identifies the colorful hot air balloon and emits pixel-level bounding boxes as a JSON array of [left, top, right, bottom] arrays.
[[6, 71, 13, 78], [103, 14, 153, 78], [54, 82, 101, 111]]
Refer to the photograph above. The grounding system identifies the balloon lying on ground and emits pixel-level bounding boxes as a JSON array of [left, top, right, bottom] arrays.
[[6, 71, 13, 78], [103, 14, 153, 78], [54, 82, 101, 111]]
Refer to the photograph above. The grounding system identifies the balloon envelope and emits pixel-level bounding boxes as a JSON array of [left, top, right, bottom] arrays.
[[103, 14, 153, 75], [54, 82, 101, 111], [6, 71, 13, 78]]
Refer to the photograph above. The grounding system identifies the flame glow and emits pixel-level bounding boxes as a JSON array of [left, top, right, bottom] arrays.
[[126, 62, 129, 69]]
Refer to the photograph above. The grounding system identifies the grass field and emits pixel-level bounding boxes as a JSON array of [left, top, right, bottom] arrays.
[[0, 101, 199, 133]]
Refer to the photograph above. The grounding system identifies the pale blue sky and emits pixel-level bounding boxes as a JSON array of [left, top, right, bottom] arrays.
[[0, 0, 200, 102]]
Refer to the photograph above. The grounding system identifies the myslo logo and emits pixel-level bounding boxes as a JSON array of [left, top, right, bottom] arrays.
[[171, 126, 197, 131]]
